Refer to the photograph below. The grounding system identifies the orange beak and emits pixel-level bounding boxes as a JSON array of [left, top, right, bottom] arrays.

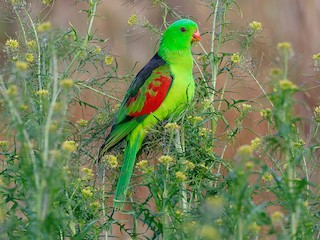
[[192, 29, 201, 42]]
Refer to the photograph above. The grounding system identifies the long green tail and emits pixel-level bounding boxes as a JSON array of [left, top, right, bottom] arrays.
[[114, 131, 143, 210]]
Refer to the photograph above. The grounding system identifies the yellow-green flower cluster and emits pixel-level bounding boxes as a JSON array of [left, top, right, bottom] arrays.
[[270, 68, 283, 78], [175, 171, 187, 181], [27, 40, 37, 49], [5, 39, 19, 50], [25, 53, 35, 63], [250, 137, 261, 150], [158, 155, 175, 166], [42, 0, 52, 5], [277, 42, 292, 51], [62, 140, 77, 152], [59, 78, 74, 89], [15, 61, 28, 71], [249, 21, 263, 32], [198, 127, 212, 137], [164, 122, 180, 130], [262, 172, 273, 182], [278, 79, 298, 91], [241, 103, 252, 115], [201, 225, 220, 240], [184, 160, 195, 170], [128, 14, 138, 25], [231, 53, 241, 63], [0, 141, 9, 151], [81, 167, 94, 180], [93, 46, 102, 54], [271, 211, 284, 224], [6, 85, 18, 97], [103, 154, 118, 168], [248, 222, 261, 235], [237, 145, 253, 158], [136, 159, 148, 169], [277, 41, 292, 57], [260, 108, 272, 119], [104, 55, 114, 65], [188, 116, 203, 124], [314, 106, 320, 122], [81, 187, 93, 198], [35, 89, 49, 96], [77, 119, 88, 127], [37, 21, 52, 32], [312, 53, 320, 61]]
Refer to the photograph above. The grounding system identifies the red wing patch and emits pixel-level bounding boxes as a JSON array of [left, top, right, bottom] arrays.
[[127, 74, 172, 117]]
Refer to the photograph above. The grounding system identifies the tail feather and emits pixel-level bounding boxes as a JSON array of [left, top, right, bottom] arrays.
[[114, 131, 144, 210]]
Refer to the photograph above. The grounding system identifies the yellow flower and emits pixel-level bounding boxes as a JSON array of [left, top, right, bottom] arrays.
[[42, 0, 52, 5], [81, 187, 93, 198], [19, 104, 29, 111], [314, 106, 320, 122], [37, 21, 52, 32], [62, 140, 77, 152], [53, 102, 64, 112], [245, 161, 255, 170], [5, 39, 19, 49], [0, 141, 9, 151], [260, 108, 271, 119], [128, 14, 138, 25], [15, 61, 28, 71], [93, 46, 101, 54], [237, 145, 253, 158], [35, 89, 49, 96], [270, 68, 283, 78], [81, 167, 94, 180], [158, 155, 175, 166], [175, 171, 187, 182], [49, 121, 58, 132], [90, 201, 101, 209], [249, 21, 262, 32], [250, 137, 261, 150], [199, 163, 209, 170], [136, 160, 148, 169], [231, 53, 241, 63], [164, 122, 180, 130], [312, 53, 320, 61], [279, 79, 298, 91], [59, 78, 74, 89], [248, 222, 261, 235], [188, 116, 203, 124], [199, 127, 212, 137], [103, 154, 118, 168], [184, 160, 195, 170], [271, 211, 284, 224], [277, 41, 292, 51], [205, 196, 224, 210], [201, 225, 220, 240], [25, 53, 35, 63], [6, 85, 18, 97], [27, 40, 37, 49], [262, 172, 273, 182], [77, 119, 88, 127], [104, 55, 114, 65], [241, 103, 252, 114]]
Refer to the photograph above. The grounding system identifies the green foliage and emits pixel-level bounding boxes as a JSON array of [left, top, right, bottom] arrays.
[[0, 0, 319, 239]]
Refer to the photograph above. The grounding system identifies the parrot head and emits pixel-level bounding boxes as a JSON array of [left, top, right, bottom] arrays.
[[159, 19, 200, 54]]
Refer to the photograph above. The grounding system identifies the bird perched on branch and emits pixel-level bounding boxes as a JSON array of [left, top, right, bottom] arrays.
[[99, 19, 200, 210]]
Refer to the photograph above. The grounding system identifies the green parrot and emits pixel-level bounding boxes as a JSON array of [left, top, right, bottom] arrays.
[[99, 19, 200, 209]]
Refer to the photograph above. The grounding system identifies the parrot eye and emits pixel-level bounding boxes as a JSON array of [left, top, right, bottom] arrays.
[[180, 27, 187, 32]]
